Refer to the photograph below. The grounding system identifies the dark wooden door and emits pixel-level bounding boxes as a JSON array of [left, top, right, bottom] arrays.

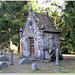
[[30, 38, 34, 56]]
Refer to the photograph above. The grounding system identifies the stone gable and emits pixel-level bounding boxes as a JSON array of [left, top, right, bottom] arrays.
[[20, 5, 61, 60]]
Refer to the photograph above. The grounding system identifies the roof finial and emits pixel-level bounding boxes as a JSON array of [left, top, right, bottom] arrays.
[[29, 4, 32, 11]]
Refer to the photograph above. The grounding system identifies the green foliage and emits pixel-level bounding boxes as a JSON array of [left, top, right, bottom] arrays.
[[65, 1, 75, 52], [0, 1, 75, 53], [30, 1, 42, 13], [30, 1, 75, 53], [0, 1, 29, 48]]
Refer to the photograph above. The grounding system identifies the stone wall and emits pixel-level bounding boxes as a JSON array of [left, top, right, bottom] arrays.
[[21, 11, 42, 58], [20, 11, 60, 60], [43, 33, 60, 59]]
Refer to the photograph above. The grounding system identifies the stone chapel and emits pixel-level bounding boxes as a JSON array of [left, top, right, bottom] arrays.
[[20, 5, 61, 60]]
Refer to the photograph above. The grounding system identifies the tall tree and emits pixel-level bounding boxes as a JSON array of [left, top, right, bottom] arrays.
[[65, 1, 75, 52], [0, 1, 29, 51]]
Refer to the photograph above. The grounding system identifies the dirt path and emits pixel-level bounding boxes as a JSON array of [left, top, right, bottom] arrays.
[[1, 56, 31, 73], [0, 54, 75, 73]]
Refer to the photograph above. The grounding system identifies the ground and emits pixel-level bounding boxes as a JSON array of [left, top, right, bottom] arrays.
[[0, 54, 75, 73]]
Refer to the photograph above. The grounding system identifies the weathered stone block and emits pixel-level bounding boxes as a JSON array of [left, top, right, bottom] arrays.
[[38, 50, 43, 60], [55, 66, 61, 72], [56, 48, 59, 65], [31, 63, 37, 70], [0, 62, 8, 69], [19, 52, 27, 57], [0, 55, 9, 61], [0, 52, 3, 55], [28, 56, 37, 61], [9, 50, 13, 65], [18, 58, 32, 65], [43, 60, 50, 63]]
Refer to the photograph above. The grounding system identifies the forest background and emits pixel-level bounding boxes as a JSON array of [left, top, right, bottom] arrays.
[[0, 1, 75, 54]]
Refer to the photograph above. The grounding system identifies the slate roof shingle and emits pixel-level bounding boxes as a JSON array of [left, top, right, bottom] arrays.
[[33, 11, 61, 33]]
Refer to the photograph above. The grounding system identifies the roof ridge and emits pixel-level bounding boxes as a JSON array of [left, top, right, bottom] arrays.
[[22, 10, 61, 34], [33, 11, 57, 30], [47, 14, 57, 30], [33, 11, 47, 16]]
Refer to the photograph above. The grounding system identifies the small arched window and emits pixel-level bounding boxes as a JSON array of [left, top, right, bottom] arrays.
[[30, 22, 32, 25], [29, 22, 32, 29]]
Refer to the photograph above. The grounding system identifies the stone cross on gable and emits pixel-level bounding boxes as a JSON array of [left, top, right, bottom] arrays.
[[29, 4, 32, 11], [29, 4, 32, 7]]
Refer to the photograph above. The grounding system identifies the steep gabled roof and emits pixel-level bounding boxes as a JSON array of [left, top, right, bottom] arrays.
[[32, 11, 61, 33], [22, 5, 61, 34]]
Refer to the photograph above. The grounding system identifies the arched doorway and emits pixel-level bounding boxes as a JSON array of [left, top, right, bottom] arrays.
[[29, 37, 35, 56]]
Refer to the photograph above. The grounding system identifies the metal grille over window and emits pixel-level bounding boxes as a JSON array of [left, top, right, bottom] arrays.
[[30, 39, 34, 47]]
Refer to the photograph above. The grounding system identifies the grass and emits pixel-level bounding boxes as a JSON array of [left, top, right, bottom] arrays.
[[25, 56, 75, 73], [20, 63, 32, 65], [26, 68, 42, 73], [5, 54, 19, 56], [0, 66, 9, 73], [0, 54, 75, 73], [70, 57, 75, 61]]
